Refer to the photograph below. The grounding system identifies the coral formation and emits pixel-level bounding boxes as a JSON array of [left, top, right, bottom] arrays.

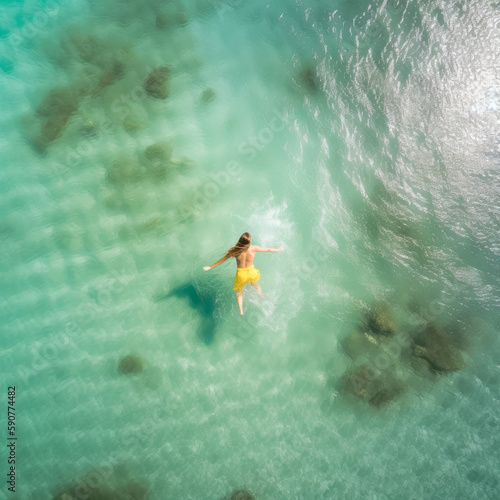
[[118, 355, 147, 374], [144, 67, 171, 99], [413, 324, 466, 372]]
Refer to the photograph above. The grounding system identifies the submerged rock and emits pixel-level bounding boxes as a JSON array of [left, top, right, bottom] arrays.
[[117, 480, 148, 499], [123, 118, 144, 132], [123, 106, 148, 132], [93, 61, 125, 96], [37, 88, 77, 117], [170, 156, 194, 172], [67, 33, 102, 63], [413, 325, 466, 373], [156, 13, 168, 29], [365, 302, 396, 337], [342, 330, 378, 360], [410, 356, 437, 381], [142, 142, 174, 180], [118, 355, 147, 374], [231, 490, 255, 500], [144, 66, 171, 99], [53, 469, 149, 500], [343, 365, 404, 407], [300, 66, 321, 93], [144, 142, 173, 163], [107, 159, 143, 186], [156, 10, 188, 29], [34, 88, 80, 152], [200, 87, 217, 103], [54, 484, 116, 500], [81, 119, 97, 136]]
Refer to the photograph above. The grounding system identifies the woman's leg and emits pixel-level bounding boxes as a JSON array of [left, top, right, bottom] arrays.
[[252, 282, 264, 299], [236, 291, 244, 315]]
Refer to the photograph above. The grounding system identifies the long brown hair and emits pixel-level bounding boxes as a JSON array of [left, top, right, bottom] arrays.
[[225, 232, 251, 258]]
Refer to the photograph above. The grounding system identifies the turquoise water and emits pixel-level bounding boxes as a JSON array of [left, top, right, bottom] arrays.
[[0, 0, 499, 498]]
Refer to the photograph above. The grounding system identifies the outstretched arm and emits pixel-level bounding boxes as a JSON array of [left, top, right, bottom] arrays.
[[253, 245, 284, 252], [203, 255, 230, 271]]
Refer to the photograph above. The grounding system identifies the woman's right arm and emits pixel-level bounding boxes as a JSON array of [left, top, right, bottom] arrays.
[[203, 255, 230, 271]]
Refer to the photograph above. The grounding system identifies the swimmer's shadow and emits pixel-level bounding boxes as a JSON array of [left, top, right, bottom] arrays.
[[154, 282, 218, 345]]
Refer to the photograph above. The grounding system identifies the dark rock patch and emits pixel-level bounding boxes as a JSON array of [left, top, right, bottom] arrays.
[[81, 119, 97, 136], [156, 11, 188, 29], [343, 365, 404, 408], [33, 88, 81, 152], [300, 66, 321, 93], [142, 142, 174, 180], [122, 106, 148, 132], [54, 480, 148, 500], [230, 490, 255, 500], [52, 462, 149, 500], [107, 159, 143, 186], [156, 13, 168, 29], [67, 33, 102, 64], [144, 142, 173, 163], [118, 355, 147, 374], [170, 156, 194, 173], [123, 117, 144, 132], [37, 88, 77, 117], [410, 356, 437, 381], [342, 330, 379, 360], [93, 61, 125, 97], [144, 67, 171, 99], [121, 480, 149, 499], [365, 302, 396, 337], [201, 88, 217, 103], [413, 325, 466, 373]]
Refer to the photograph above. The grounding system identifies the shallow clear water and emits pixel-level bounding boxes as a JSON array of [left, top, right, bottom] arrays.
[[0, 0, 499, 499]]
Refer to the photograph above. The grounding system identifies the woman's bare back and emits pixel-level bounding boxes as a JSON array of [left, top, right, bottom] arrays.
[[235, 246, 257, 268]]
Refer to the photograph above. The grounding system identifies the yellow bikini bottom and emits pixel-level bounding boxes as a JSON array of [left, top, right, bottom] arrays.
[[233, 265, 260, 292]]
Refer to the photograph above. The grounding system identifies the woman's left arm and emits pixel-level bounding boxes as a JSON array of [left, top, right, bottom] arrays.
[[253, 245, 284, 252]]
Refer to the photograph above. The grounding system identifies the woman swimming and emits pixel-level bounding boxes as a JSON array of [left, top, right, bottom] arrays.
[[203, 232, 283, 315]]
